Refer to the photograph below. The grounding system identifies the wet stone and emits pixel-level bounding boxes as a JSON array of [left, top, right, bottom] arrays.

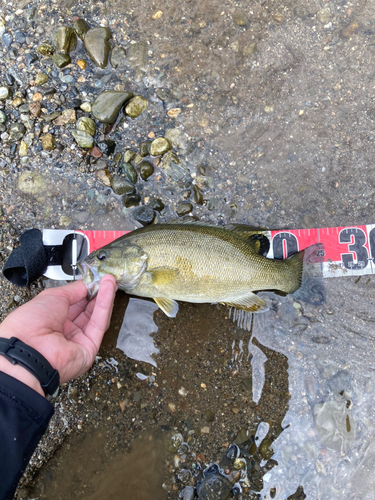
[[150, 137, 170, 156], [110, 46, 127, 69], [132, 205, 155, 226], [0, 87, 11, 100], [76, 116, 96, 136], [37, 43, 55, 56], [317, 8, 332, 24], [121, 162, 137, 184], [52, 53, 71, 68], [340, 21, 359, 38], [182, 486, 195, 500], [84, 27, 112, 69], [123, 193, 141, 208], [111, 175, 135, 195], [52, 27, 77, 54], [18, 171, 46, 196], [73, 19, 90, 40], [197, 473, 233, 500], [258, 438, 273, 460], [149, 198, 164, 212], [5, 73, 15, 86], [12, 97, 23, 107], [29, 102, 41, 117], [233, 428, 250, 445], [71, 130, 94, 148], [44, 111, 61, 122], [243, 43, 257, 57], [203, 409, 215, 422], [123, 150, 136, 163], [97, 140, 116, 156], [176, 203, 193, 217], [160, 151, 190, 183], [125, 95, 148, 118], [0, 111, 6, 123], [232, 11, 249, 26], [53, 109, 76, 125], [2, 32, 13, 47], [126, 41, 147, 81], [91, 91, 134, 124], [139, 141, 150, 157], [77, 59, 86, 70], [19, 140, 28, 157], [41, 133, 55, 150], [193, 185, 203, 204], [80, 102, 92, 112], [9, 123, 26, 142], [165, 128, 188, 152], [14, 30, 26, 44], [34, 73, 48, 85], [138, 161, 154, 180], [95, 169, 111, 187]]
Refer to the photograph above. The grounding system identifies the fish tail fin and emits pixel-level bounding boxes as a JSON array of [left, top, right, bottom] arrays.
[[288, 243, 326, 305]]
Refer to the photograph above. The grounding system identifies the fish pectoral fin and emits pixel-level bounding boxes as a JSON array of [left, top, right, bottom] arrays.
[[223, 293, 268, 313], [150, 267, 179, 286], [154, 297, 179, 317]]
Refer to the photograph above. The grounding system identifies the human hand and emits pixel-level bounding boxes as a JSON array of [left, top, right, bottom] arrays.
[[0, 275, 118, 396]]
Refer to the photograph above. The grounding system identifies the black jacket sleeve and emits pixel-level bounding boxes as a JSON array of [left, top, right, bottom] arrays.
[[0, 371, 54, 500]]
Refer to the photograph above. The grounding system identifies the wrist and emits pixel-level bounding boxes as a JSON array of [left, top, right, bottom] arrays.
[[0, 355, 45, 397]]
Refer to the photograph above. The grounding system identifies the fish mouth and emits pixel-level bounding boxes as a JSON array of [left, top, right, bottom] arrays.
[[77, 261, 99, 300]]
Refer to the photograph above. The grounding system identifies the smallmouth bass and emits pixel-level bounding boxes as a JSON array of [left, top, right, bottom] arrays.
[[78, 223, 324, 319]]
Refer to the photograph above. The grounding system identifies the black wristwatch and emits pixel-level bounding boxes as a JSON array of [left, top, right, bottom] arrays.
[[0, 337, 60, 396]]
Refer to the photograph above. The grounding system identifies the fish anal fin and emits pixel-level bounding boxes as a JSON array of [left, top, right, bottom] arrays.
[[150, 267, 179, 286], [223, 293, 268, 313], [154, 297, 179, 317]]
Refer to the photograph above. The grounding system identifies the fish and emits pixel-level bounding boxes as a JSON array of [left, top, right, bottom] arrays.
[[77, 223, 325, 323]]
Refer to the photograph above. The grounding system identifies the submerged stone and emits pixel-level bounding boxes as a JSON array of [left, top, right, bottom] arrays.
[[0, 86, 11, 100], [52, 52, 71, 68], [34, 73, 48, 85], [123, 150, 136, 163], [111, 175, 135, 195], [95, 169, 111, 187], [138, 161, 154, 180], [73, 19, 90, 40], [132, 206, 155, 226], [110, 46, 127, 68], [150, 137, 170, 156], [121, 162, 137, 184], [123, 193, 141, 208], [149, 198, 165, 212], [71, 130, 94, 148], [160, 151, 190, 183], [126, 41, 147, 80], [125, 95, 148, 118], [176, 203, 193, 217], [37, 43, 55, 56], [41, 133, 55, 150], [52, 26, 77, 54], [139, 141, 150, 157], [91, 91, 133, 123], [18, 171, 46, 196], [84, 27, 112, 69]]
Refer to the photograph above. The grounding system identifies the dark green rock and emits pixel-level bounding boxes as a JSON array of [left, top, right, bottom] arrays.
[[111, 175, 135, 195], [149, 198, 164, 212], [84, 27, 112, 69], [193, 185, 203, 204], [176, 203, 193, 217], [259, 438, 274, 460], [160, 151, 190, 183], [203, 409, 215, 422], [121, 162, 137, 184], [132, 206, 155, 226], [138, 161, 154, 180], [73, 19, 90, 40], [52, 53, 71, 68], [9, 123, 26, 142], [37, 43, 55, 56], [139, 141, 150, 157], [123, 193, 141, 208], [52, 27, 77, 54], [233, 428, 250, 445], [91, 91, 134, 124], [110, 46, 127, 69], [71, 130, 94, 148], [125, 95, 148, 118]]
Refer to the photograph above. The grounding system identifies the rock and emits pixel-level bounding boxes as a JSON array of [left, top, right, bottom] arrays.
[[41, 133, 55, 150], [37, 43, 55, 56], [176, 203, 193, 216], [193, 185, 203, 204], [258, 438, 274, 460], [44, 111, 61, 122], [132, 206, 155, 226], [317, 8, 332, 24], [0, 111, 6, 123], [12, 97, 23, 107], [150, 137, 170, 156], [53, 109, 76, 125], [273, 13, 285, 23], [121, 162, 138, 184], [34, 73, 48, 85], [76, 117, 96, 136], [71, 130, 94, 148], [123, 150, 136, 163], [160, 151, 190, 183], [196, 472, 233, 500], [77, 59, 86, 70], [139, 141, 151, 157], [340, 21, 358, 38], [232, 11, 249, 26], [97, 140, 116, 155], [19, 140, 28, 157], [9, 123, 26, 142], [110, 175, 135, 195], [149, 198, 165, 212], [80, 102, 91, 112], [138, 161, 154, 180], [92, 91, 134, 123], [243, 43, 256, 57], [0, 86, 11, 100], [203, 409, 215, 422], [84, 27, 112, 69], [167, 108, 181, 118], [125, 95, 148, 118], [95, 169, 111, 187], [14, 30, 26, 44], [73, 19, 90, 40], [2, 32, 13, 47], [126, 41, 147, 80], [123, 193, 141, 207], [233, 428, 250, 445], [134, 153, 143, 165], [52, 26, 77, 54], [28, 102, 41, 117], [165, 128, 188, 152], [52, 53, 71, 68], [110, 46, 127, 68], [182, 486, 195, 500], [18, 171, 46, 196]]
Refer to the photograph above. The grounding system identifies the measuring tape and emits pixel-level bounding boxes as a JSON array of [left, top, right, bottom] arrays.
[[42, 225, 375, 281]]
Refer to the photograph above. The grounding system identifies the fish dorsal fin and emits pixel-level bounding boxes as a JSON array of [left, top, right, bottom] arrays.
[[154, 297, 179, 317], [222, 292, 268, 313], [149, 267, 179, 285]]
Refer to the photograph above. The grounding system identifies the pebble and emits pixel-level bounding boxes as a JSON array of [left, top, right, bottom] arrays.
[[160, 151, 190, 183], [132, 205, 156, 225], [2, 32, 13, 47], [19, 140, 28, 157], [243, 43, 257, 57], [73, 19, 90, 40], [317, 8, 332, 24], [76, 117, 96, 136], [232, 11, 249, 26], [54, 109, 76, 126], [12, 97, 22, 107], [123, 150, 136, 163], [273, 13, 285, 23], [121, 162, 138, 184], [52, 53, 71, 68], [17, 171, 46, 195], [34, 73, 48, 85], [138, 161, 154, 180], [95, 169, 111, 187], [176, 203, 193, 216], [110, 175, 135, 195], [110, 46, 127, 69], [165, 128, 188, 152], [139, 141, 151, 157], [71, 130, 94, 148], [80, 102, 91, 112], [0, 86, 10, 100], [84, 27, 112, 69], [0, 111, 6, 123], [77, 59, 86, 70], [258, 438, 274, 460], [149, 198, 165, 212], [167, 108, 182, 119], [92, 90, 134, 123], [193, 185, 203, 204], [9, 123, 26, 142], [340, 21, 358, 38], [150, 137, 170, 156], [28, 101, 41, 117], [52, 26, 77, 54], [41, 133, 55, 150], [32, 92, 43, 102], [37, 43, 55, 56], [152, 10, 163, 20], [97, 140, 116, 155], [125, 95, 148, 118], [123, 193, 141, 208], [264, 105, 274, 114], [126, 41, 147, 81]]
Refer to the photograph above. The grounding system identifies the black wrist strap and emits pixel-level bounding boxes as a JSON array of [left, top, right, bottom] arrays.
[[0, 337, 60, 395]]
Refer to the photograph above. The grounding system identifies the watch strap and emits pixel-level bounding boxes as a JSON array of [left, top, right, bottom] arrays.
[[0, 337, 59, 395]]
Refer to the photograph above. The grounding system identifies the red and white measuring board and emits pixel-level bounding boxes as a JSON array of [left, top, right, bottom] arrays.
[[42, 225, 375, 281]]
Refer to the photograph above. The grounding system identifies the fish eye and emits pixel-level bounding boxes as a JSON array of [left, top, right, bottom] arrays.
[[97, 250, 107, 261]]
